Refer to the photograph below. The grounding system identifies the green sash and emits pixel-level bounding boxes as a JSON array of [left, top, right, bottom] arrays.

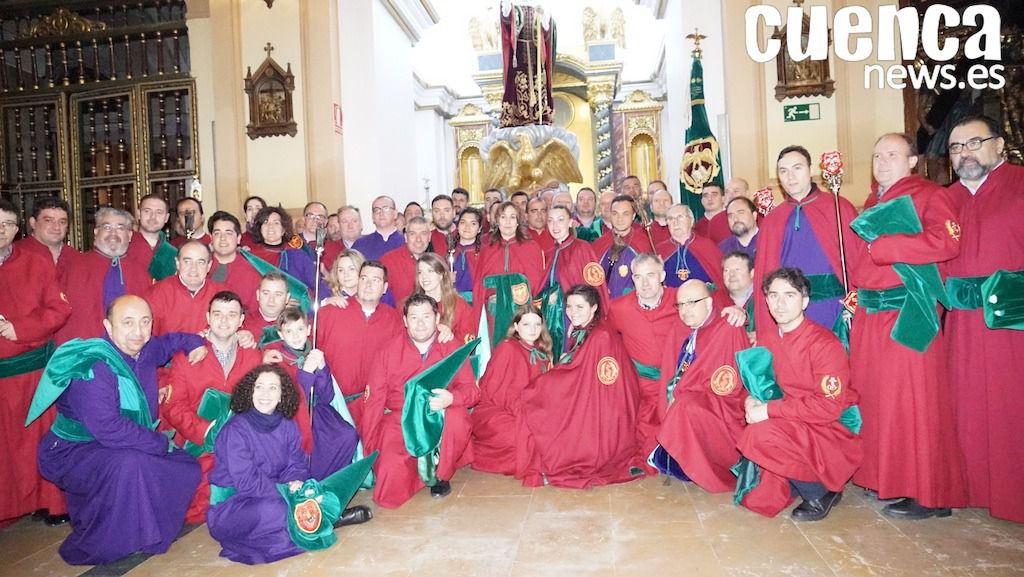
[[981, 270, 1024, 330], [0, 341, 54, 379], [482, 273, 531, 348], [457, 290, 473, 306], [805, 274, 846, 302], [575, 218, 603, 243], [26, 338, 161, 446], [946, 275, 987, 310], [239, 250, 313, 313], [183, 388, 233, 458], [730, 347, 861, 505], [850, 195, 950, 352], [258, 324, 281, 348], [148, 232, 178, 281], [631, 358, 660, 381], [536, 283, 566, 360], [401, 338, 480, 485]]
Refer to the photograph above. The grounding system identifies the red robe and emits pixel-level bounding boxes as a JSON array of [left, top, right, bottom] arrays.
[[945, 162, 1024, 522], [146, 277, 228, 335], [321, 240, 355, 276], [542, 236, 601, 292], [737, 319, 863, 517], [849, 174, 967, 509], [15, 236, 80, 275], [528, 227, 555, 255], [362, 336, 477, 508], [169, 232, 211, 248], [161, 342, 262, 523], [517, 323, 640, 488], [0, 246, 72, 521], [694, 210, 731, 244], [592, 224, 657, 258], [608, 287, 679, 473], [471, 339, 547, 474], [649, 221, 671, 246], [753, 185, 863, 339], [379, 247, 420, 306], [208, 255, 262, 315], [317, 301, 404, 429], [430, 228, 454, 257], [124, 233, 159, 273], [442, 295, 476, 344], [657, 309, 750, 492], [473, 238, 546, 307], [56, 249, 153, 344]]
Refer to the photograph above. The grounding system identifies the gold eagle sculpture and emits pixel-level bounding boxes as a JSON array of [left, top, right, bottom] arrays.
[[485, 133, 583, 193]]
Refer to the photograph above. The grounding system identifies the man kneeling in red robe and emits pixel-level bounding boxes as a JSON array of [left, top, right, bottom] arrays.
[[738, 268, 862, 521], [361, 293, 477, 508]]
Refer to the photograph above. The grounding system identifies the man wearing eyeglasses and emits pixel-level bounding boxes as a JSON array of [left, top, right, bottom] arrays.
[[298, 201, 329, 255], [353, 196, 405, 261], [0, 199, 72, 527], [847, 133, 966, 520], [944, 115, 1024, 524], [56, 207, 153, 344], [170, 197, 208, 248], [651, 279, 750, 492]]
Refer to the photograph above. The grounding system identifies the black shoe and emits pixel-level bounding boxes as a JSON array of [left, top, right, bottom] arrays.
[[862, 488, 899, 503], [430, 480, 451, 498], [333, 506, 372, 529], [791, 491, 843, 522], [45, 514, 70, 526], [882, 498, 952, 520]]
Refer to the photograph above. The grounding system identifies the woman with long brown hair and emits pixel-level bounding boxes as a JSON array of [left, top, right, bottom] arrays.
[[412, 252, 475, 343]]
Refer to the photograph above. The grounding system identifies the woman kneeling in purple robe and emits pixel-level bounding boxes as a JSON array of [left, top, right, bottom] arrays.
[[207, 364, 309, 564]]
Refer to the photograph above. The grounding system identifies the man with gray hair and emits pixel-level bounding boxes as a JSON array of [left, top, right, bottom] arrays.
[[322, 205, 363, 267], [655, 204, 724, 290], [56, 207, 153, 344]]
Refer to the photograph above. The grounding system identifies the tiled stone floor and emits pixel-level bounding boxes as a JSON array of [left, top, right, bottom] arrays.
[[2, 467, 1023, 577]]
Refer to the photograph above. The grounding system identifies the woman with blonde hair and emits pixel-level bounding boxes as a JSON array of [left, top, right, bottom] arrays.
[[325, 249, 364, 298]]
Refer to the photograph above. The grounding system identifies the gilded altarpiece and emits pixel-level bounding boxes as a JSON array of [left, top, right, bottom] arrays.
[[450, 103, 491, 204], [612, 90, 662, 191], [0, 1, 199, 248]]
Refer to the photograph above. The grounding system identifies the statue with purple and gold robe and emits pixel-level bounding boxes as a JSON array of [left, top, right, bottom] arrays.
[[499, 0, 556, 128]]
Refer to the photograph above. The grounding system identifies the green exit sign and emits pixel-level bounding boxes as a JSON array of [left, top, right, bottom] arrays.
[[783, 103, 821, 122]]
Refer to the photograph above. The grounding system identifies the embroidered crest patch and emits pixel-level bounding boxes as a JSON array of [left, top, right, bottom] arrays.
[[293, 498, 323, 533], [945, 220, 961, 241], [820, 375, 842, 399], [511, 282, 530, 306], [710, 365, 738, 396], [583, 262, 605, 286], [618, 264, 629, 278], [677, 268, 690, 282], [597, 356, 619, 385], [287, 234, 305, 249]]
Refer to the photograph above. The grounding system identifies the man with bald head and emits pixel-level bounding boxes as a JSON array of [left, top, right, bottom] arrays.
[[725, 178, 751, 202], [353, 195, 404, 261], [847, 132, 967, 520], [146, 240, 229, 335], [57, 207, 153, 344], [944, 115, 1024, 524], [652, 279, 750, 491], [656, 204, 724, 290], [33, 295, 205, 564]]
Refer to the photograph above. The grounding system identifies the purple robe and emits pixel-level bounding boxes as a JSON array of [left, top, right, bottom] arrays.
[[662, 243, 714, 289], [207, 410, 309, 564], [719, 230, 759, 260], [777, 210, 843, 329], [37, 332, 203, 565], [352, 230, 405, 262], [599, 245, 639, 298], [297, 366, 360, 481]]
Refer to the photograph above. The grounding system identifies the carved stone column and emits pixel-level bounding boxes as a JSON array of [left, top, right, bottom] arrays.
[[587, 76, 616, 194]]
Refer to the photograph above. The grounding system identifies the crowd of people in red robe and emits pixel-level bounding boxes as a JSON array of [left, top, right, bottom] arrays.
[[0, 114, 1021, 557]]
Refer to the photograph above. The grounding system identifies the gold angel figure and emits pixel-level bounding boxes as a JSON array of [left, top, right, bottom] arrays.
[[485, 133, 583, 193]]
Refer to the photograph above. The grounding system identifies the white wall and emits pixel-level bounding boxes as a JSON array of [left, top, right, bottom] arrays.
[[186, 16, 219, 214], [414, 107, 454, 206], [339, 0, 422, 220]]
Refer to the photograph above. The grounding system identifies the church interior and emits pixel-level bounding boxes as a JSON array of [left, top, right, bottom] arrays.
[[1, 0, 1023, 575]]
